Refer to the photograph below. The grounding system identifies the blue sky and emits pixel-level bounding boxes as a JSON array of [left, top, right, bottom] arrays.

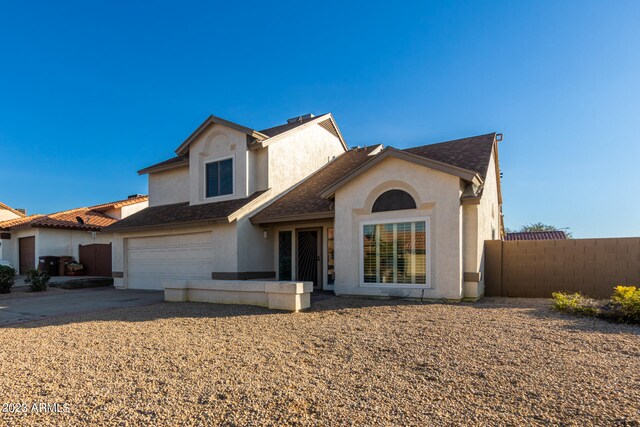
[[1, 1, 639, 238]]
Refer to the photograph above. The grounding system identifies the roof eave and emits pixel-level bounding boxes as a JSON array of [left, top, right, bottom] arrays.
[[320, 147, 483, 199], [175, 115, 268, 156], [138, 159, 189, 175], [250, 211, 335, 226], [105, 217, 230, 233]]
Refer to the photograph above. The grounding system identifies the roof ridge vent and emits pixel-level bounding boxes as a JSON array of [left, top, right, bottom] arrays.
[[287, 113, 314, 124]]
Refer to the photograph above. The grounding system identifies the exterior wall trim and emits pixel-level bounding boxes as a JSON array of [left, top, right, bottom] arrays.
[[211, 271, 276, 280]]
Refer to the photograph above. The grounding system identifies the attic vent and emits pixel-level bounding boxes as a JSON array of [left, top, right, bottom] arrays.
[[287, 113, 314, 124], [318, 118, 339, 138]]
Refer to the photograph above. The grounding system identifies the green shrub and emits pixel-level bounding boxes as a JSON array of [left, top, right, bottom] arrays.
[[609, 286, 640, 323], [0, 265, 16, 294], [26, 269, 49, 292], [551, 292, 598, 316]]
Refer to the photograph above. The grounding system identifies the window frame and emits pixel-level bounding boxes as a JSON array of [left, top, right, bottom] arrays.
[[359, 216, 431, 289], [204, 155, 235, 199]]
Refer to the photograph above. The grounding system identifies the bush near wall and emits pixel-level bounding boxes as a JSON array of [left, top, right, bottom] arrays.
[[552, 286, 640, 324], [0, 265, 16, 294], [25, 269, 50, 292]]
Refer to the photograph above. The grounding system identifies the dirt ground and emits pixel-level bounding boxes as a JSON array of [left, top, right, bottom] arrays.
[[1, 296, 638, 426]]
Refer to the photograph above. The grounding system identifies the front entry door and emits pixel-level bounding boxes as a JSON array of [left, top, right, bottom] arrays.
[[296, 228, 322, 290]]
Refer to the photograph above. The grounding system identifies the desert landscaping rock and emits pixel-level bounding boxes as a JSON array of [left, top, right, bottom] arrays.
[[1, 297, 638, 426]]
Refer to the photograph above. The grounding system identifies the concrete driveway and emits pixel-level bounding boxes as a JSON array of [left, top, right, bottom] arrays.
[[0, 287, 164, 326]]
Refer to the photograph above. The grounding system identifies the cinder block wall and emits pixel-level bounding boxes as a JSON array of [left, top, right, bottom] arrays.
[[485, 238, 640, 298]]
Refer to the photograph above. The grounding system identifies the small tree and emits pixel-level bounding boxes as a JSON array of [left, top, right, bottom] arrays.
[[0, 265, 16, 294]]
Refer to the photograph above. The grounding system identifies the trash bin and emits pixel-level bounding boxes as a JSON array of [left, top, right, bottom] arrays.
[[38, 256, 60, 276], [58, 256, 74, 276]]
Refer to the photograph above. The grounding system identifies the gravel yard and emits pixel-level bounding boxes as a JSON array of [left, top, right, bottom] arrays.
[[1, 296, 638, 426]]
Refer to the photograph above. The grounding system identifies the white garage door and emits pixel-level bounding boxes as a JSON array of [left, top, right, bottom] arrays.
[[126, 233, 213, 290]]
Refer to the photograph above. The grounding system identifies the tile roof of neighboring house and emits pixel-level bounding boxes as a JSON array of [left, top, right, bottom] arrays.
[[0, 215, 45, 230], [250, 146, 382, 224], [0, 202, 26, 217], [258, 114, 328, 137], [0, 196, 149, 232], [505, 231, 568, 241], [105, 191, 268, 232], [403, 133, 496, 180]]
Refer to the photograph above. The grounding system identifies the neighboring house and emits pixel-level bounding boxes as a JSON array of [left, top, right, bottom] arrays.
[[0, 202, 26, 261], [0, 195, 148, 274], [505, 231, 567, 241], [0, 201, 25, 222], [107, 113, 504, 301]]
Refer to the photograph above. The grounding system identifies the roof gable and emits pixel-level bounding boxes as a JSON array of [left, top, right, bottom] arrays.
[[175, 115, 270, 156], [248, 113, 348, 151], [320, 146, 483, 199]]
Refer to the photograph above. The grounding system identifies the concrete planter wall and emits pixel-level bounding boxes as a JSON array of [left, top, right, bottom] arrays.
[[163, 279, 313, 312]]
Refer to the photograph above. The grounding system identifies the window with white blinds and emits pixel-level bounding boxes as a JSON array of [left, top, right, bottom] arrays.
[[362, 220, 428, 286]]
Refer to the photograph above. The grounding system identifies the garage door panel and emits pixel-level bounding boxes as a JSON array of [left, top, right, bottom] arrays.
[[126, 232, 214, 290]]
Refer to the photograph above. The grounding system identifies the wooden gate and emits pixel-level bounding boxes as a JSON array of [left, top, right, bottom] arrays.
[[79, 243, 112, 277]]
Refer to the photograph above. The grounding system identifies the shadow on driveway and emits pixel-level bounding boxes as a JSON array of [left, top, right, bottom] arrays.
[[0, 287, 164, 327]]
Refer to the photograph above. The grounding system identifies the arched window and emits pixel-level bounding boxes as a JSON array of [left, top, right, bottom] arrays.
[[371, 190, 416, 213]]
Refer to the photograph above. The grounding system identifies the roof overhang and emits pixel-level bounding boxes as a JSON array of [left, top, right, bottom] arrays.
[[320, 147, 483, 199], [138, 158, 189, 175], [250, 211, 335, 226], [248, 113, 348, 152], [175, 115, 269, 156]]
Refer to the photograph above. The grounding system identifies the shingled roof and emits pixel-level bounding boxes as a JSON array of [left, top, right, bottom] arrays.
[[403, 133, 496, 180], [258, 114, 328, 138], [251, 133, 498, 224], [250, 146, 381, 225], [105, 191, 268, 232], [0, 196, 149, 232]]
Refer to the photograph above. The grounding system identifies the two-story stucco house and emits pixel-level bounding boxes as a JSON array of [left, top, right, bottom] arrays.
[[107, 113, 504, 300]]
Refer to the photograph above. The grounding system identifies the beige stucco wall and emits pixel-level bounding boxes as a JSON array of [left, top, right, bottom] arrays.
[[188, 125, 249, 205], [148, 166, 190, 207], [466, 148, 501, 298], [333, 156, 465, 300], [0, 208, 22, 222], [478, 150, 501, 243], [267, 124, 346, 196]]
